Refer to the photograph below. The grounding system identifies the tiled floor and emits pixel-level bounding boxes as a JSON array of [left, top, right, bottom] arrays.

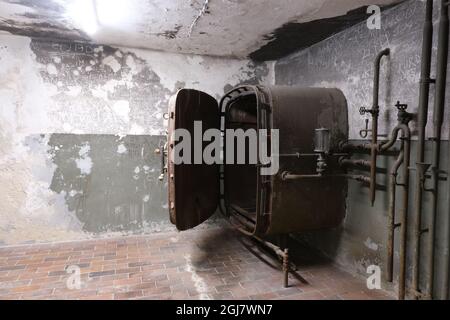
[[0, 227, 393, 300]]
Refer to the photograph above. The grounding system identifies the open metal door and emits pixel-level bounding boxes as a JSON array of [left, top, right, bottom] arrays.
[[167, 89, 220, 231]]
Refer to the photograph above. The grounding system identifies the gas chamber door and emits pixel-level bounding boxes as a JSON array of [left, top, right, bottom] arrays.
[[166, 89, 222, 231]]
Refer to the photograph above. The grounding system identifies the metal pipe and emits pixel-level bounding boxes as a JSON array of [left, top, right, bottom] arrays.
[[370, 48, 390, 206], [229, 215, 256, 236], [341, 174, 372, 184], [281, 172, 371, 184], [230, 204, 256, 223], [412, 0, 434, 297], [281, 172, 323, 180], [379, 131, 402, 152], [283, 249, 289, 288], [398, 131, 411, 301], [426, 0, 449, 300], [340, 142, 400, 155], [380, 124, 411, 300], [444, 138, 450, 300], [339, 158, 372, 168], [340, 142, 372, 152], [386, 149, 404, 283], [230, 217, 293, 287]]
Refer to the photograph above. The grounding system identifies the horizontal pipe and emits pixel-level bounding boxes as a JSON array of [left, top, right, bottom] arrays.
[[339, 159, 372, 168], [341, 142, 372, 151], [281, 172, 371, 184], [281, 172, 323, 180], [229, 215, 255, 236], [230, 204, 256, 223], [341, 142, 400, 155], [338, 174, 372, 184]]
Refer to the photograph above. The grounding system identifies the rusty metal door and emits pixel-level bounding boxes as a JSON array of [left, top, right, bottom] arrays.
[[167, 89, 220, 231]]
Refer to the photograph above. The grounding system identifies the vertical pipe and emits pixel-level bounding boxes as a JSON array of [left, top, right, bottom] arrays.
[[387, 150, 404, 283], [381, 124, 411, 300], [399, 131, 411, 300], [283, 249, 289, 288], [427, 0, 449, 299], [444, 138, 450, 300], [412, 0, 434, 297], [370, 48, 390, 206]]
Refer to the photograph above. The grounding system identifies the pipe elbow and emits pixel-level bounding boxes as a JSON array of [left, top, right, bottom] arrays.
[[376, 48, 391, 64], [381, 48, 391, 56]]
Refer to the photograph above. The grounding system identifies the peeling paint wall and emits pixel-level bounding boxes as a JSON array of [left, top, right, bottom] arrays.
[[275, 0, 450, 298], [0, 33, 272, 246]]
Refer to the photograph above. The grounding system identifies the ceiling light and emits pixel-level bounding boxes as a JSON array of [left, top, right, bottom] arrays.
[[95, 0, 131, 27], [67, 0, 99, 35]]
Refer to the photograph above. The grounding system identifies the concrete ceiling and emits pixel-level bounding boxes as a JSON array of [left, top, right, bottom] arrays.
[[0, 0, 404, 60]]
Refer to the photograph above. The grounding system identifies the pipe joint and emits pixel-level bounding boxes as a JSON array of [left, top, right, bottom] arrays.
[[420, 78, 436, 84], [359, 106, 379, 116]]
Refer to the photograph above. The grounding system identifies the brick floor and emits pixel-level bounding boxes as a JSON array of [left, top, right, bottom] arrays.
[[0, 227, 394, 300]]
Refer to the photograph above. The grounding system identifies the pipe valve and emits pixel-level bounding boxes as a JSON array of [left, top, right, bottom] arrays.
[[360, 106, 379, 116], [395, 101, 414, 125], [395, 101, 408, 111]]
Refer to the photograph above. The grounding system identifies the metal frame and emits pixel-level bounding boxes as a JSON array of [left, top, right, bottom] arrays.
[[217, 85, 294, 287]]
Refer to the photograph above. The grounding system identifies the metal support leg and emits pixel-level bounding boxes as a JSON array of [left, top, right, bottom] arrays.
[[283, 248, 289, 288]]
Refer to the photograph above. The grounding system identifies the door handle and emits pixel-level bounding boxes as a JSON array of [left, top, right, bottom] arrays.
[[155, 141, 168, 181]]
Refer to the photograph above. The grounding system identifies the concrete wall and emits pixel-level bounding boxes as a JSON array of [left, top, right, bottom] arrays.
[[275, 0, 450, 298], [1, 0, 448, 300], [0, 0, 403, 58], [0, 33, 273, 246]]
